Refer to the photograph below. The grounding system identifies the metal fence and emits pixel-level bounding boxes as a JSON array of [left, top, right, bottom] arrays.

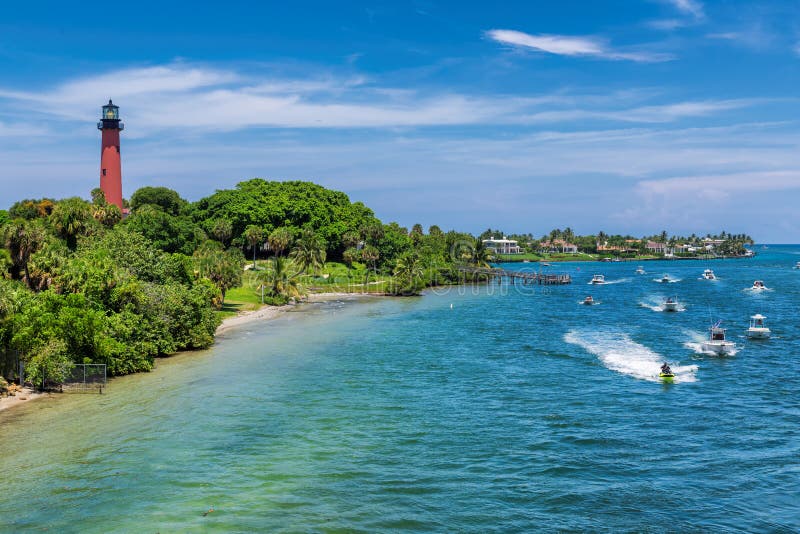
[[62, 364, 107, 393]]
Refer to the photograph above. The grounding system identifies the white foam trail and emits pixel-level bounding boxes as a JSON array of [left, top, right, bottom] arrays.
[[564, 330, 697, 383], [639, 295, 685, 312], [586, 277, 629, 285]]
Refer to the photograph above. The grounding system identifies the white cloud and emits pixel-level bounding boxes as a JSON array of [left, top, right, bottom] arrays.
[[1, 63, 754, 135], [664, 0, 705, 20], [637, 170, 800, 198], [485, 29, 673, 63]]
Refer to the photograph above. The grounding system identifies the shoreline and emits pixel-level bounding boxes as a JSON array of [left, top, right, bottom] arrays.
[[0, 292, 385, 418], [0, 387, 47, 414], [215, 291, 385, 335]]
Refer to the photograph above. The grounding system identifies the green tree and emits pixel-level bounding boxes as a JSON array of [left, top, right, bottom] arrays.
[[209, 219, 233, 246], [268, 227, 293, 257], [130, 186, 186, 215], [193, 243, 243, 306], [49, 197, 93, 249], [393, 251, 424, 295], [256, 256, 303, 302], [2, 219, 47, 284], [243, 225, 264, 269], [290, 228, 326, 275]]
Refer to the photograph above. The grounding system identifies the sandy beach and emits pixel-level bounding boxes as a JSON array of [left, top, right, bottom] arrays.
[[215, 292, 382, 335], [0, 387, 46, 414]]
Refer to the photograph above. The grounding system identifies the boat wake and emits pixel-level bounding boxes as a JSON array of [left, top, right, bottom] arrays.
[[586, 278, 630, 285], [653, 277, 681, 283], [639, 296, 686, 312], [564, 330, 697, 382]]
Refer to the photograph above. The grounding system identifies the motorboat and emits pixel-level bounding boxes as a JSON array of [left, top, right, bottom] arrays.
[[590, 274, 605, 284], [659, 274, 672, 283], [746, 314, 771, 339], [793, 261, 800, 270], [702, 269, 716, 280], [663, 296, 679, 312], [582, 296, 596, 305], [701, 323, 737, 355], [635, 266, 645, 275], [751, 280, 767, 291], [540, 262, 551, 267]]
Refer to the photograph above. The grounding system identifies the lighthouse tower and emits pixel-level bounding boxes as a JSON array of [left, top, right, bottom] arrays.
[[97, 100, 124, 210]]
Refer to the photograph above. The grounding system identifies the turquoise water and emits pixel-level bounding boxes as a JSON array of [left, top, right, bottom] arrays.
[[1, 247, 799, 532]]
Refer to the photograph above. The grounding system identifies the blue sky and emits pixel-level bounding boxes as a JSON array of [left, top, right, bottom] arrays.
[[1, 0, 800, 241]]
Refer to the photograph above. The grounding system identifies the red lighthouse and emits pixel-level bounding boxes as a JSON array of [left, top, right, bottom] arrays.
[[97, 100, 124, 210]]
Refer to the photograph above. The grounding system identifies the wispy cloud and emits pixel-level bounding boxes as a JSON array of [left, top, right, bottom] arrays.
[[485, 29, 673, 63], [1, 63, 751, 135], [664, 0, 705, 20]]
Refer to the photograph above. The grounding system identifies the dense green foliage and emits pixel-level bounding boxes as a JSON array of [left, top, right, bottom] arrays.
[[0, 179, 488, 387]]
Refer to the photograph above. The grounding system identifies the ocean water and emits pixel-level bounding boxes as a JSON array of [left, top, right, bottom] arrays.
[[1, 246, 799, 532]]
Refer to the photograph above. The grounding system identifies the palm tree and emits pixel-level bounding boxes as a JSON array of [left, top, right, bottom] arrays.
[[290, 228, 326, 275], [361, 245, 380, 284], [471, 239, 491, 268], [393, 252, 424, 294], [243, 225, 264, 269], [210, 219, 233, 246], [3, 219, 47, 284], [92, 203, 121, 227], [49, 197, 92, 249], [268, 227, 293, 257], [256, 256, 303, 302]]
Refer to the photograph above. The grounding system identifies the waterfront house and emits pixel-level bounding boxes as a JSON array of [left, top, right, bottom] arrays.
[[483, 237, 521, 255], [646, 241, 666, 253]]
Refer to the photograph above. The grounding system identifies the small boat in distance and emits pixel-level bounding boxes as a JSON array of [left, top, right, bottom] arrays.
[[663, 296, 679, 312], [635, 266, 645, 275], [702, 269, 716, 280], [540, 262, 551, 267], [747, 314, 771, 339], [793, 261, 800, 270], [658, 274, 672, 283], [590, 274, 606, 285], [701, 322, 737, 355], [751, 280, 767, 291], [582, 296, 596, 305]]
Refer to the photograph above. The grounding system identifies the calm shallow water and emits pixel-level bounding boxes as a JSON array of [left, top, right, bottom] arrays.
[[2, 247, 799, 532]]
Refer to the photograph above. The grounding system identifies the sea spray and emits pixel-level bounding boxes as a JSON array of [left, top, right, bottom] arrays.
[[564, 330, 697, 382]]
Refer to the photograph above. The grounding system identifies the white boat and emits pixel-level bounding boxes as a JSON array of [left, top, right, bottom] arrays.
[[701, 323, 737, 355], [663, 296, 679, 312], [793, 261, 800, 270], [659, 274, 672, 283], [590, 274, 605, 285], [747, 314, 771, 339], [635, 266, 645, 275], [751, 280, 767, 291], [582, 296, 596, 305], [702, 269, 716, 280]]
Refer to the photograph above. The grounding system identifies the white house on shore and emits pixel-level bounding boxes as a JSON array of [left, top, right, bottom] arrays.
[[483, 237, 522, 255]]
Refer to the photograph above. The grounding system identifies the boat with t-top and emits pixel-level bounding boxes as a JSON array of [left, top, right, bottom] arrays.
[[663, 296, 680, 312], [751, 280, 767, 291], [582, 296, 596, 305], [590, 274, 605, 285], [658, 274, 673, 283], [701, 322, 737, 355], [747, 314, 771, 339], [635, 266, 645, 275], [702, 269, 716, 280]]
